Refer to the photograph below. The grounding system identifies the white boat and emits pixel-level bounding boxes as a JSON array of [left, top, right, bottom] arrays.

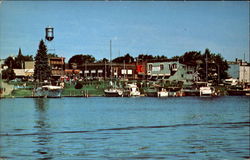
[[157, 88, 169, 97], [125, 84, 140, 97], [104, 88, 123, 97], [34, 85, 63, 98], [199, 86, 215, 97]]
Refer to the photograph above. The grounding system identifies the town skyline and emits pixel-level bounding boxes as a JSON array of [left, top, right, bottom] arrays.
[[0, 1, 249, 62]]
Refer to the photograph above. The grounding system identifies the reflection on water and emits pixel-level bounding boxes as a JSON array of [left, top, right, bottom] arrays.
[[33, 98, 53, 160], [0, 97, 249, 159]]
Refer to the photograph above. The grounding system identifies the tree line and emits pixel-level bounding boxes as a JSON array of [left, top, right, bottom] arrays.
[[2, 39, 229, 82]]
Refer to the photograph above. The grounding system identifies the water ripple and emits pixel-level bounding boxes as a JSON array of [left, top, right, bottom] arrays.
[[1, 121, 249, 137]]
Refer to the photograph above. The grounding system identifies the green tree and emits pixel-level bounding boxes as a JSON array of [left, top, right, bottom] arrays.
[[137, 54, 167, 62], [15, 48, 25, 69], [68, 54, 96, 69], [113, 53, 134, 63], [2, 68, 15, 80], [178, 49, 229, 82], [137, 54, 154, 62], [47, 53, 59, 58], [96, 58, 109, 63], [4, 56, 16, 69], [34, 40, 51, 82]]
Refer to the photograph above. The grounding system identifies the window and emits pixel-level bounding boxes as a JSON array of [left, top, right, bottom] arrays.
[[160, 64, 164, 70], [172, 63, 177, 69], [149, 64, 153, 71]]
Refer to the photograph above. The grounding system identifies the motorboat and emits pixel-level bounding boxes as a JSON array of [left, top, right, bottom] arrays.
[[104, 88, 123, 97], [34, 85, 63, 98], [123, 84, 140, 97], [227, 84, 250, 96], [157, 88, 168, 97], [199, 86, 215, 97]]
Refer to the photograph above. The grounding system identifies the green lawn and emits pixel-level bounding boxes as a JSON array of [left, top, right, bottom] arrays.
[[11, 89, 33, 97]]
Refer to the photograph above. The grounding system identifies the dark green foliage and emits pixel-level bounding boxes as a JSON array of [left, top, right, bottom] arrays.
[[15, 48, 25, 69], [4, 48, 33, 69], [2, 68, 15, 80], [4, 57, 16, 69], [96, 58, 109, 63], [75, 82, 83, 89], [68, 54, 96, 69], [137, 54, 167, 62], [47, 53, 59, 58], [112, 53, 134, 63], [34, 40, 51, 82], [176, 48, 229, 82]]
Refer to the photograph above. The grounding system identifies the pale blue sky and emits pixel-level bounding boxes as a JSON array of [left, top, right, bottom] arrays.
[[0, 1, 249, 62]]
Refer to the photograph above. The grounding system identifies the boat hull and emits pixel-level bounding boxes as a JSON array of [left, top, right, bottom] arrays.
[[227, 90, 250, 96], [104, 89, 123, 97], [34, 86, 62, 98]]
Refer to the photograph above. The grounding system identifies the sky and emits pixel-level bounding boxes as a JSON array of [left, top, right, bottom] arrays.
[[0, 1, 249, 62]]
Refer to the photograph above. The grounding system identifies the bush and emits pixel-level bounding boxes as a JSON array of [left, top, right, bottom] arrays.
[[75, 82, 83, 89], [2, 68, 15, 80]]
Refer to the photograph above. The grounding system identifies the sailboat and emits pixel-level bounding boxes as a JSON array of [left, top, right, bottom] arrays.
[[104, 40, 123, 97]]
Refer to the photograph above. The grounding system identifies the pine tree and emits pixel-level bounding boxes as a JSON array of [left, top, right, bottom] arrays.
[[15, 48, 25, 69], [34, 40, 51, 82]]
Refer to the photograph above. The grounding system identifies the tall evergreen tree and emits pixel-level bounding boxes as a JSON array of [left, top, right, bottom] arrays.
[[34, 40, 51, 82], [15, 48, 25, 69]]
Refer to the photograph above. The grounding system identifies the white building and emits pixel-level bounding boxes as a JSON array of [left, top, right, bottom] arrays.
[[239, 65, 250, 83]]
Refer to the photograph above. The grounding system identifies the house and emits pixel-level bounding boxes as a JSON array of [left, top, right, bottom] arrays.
[[146, 60, 197, 84]]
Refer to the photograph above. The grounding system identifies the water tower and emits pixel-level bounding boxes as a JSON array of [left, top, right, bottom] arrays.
[[45, 26, 54, 41], [45, 26, 55, 53]]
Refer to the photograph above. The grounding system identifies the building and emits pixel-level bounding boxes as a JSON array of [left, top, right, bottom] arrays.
[[239, 64, 250, 83], [78, 62, 137, 80], [48, 57, 65, 80], [146, 60, 197, 84], [25, 61, 35, 69]]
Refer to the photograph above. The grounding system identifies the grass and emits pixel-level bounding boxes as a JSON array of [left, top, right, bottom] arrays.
[[62, 80, 109, 96], [11, 89, 33, 97]]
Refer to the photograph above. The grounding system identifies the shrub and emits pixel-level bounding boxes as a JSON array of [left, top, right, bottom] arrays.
[[75, 82, 83, 89]]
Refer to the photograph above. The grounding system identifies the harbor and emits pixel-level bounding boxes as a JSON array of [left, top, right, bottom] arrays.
[[0, 1, 249, 160], [0, 96, 249, 159]]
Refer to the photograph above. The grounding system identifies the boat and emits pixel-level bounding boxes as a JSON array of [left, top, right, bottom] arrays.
[[227, 84, 250, 96], [123, 84, 140, 97], [157, 88, 168, 97], [104, 88, 123, 97], [199, 86, 215, 97], [34, 85, 63, 98], [104, 40, 124, 97], [145, 87, 158, 97], [182, 86, 200, 96]]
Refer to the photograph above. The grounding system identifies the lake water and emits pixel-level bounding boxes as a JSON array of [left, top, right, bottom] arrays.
[[0, 96, 249, 160]]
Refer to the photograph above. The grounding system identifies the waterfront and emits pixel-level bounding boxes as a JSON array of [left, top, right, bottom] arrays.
[[0, 97, 249, 159]]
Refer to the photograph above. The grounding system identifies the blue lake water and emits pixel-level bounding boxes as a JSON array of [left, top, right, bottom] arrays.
[[0, 96, 249, 160]]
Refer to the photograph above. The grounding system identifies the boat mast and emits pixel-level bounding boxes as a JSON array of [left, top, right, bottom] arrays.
[[206, 52, 208, 83], [110, 40, 112, 81]]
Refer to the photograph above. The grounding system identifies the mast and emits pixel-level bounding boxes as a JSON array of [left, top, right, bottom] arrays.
[[206, 52, 208, 83], [243, 53, 245, 83], [123, 60, 125, 80], [110, 40, 112, 81]]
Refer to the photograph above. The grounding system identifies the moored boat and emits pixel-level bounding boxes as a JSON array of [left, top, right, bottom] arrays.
[[123, 84, 140, 97], [104, 88, 123, 97], [199, 86, 215, 97], [157, 88, 168, 97], [34, 85, 63, 98]]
